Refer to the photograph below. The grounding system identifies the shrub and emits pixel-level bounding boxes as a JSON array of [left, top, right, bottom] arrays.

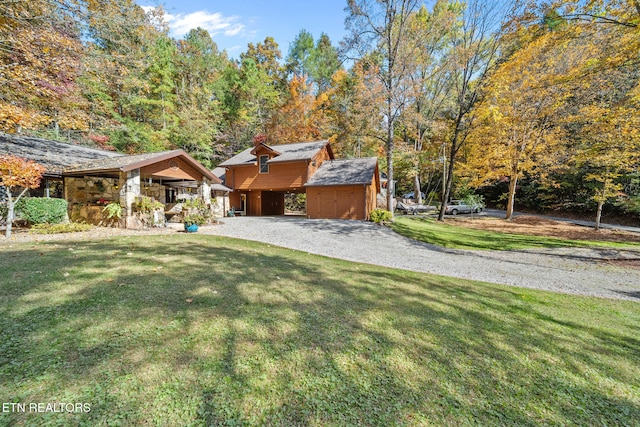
[[183, 213, 207, 226], [102, 201, 122, 219], [29, 222, 92, 234], [17, 197, 68, 225], [134, 196, 164, 213], [370, 208, 393, 224]]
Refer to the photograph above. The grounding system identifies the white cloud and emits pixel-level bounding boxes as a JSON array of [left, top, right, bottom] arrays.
[[141, 6, 245, 39]]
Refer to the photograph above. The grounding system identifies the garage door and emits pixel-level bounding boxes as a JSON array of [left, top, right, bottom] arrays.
[[309, 186, 364, 220]]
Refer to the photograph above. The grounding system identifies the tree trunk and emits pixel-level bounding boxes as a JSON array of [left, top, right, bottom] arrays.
[[437, 134, 457, 221], [5, 192, 14, 238], [505, 174, 518, 220], [386, 119, 394, 216], [595, 200, 604, 230], [414, 174, 421, 204]]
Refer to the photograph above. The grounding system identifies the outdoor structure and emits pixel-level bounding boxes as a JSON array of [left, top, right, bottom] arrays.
[[218, 139, 380, 220], [1, 133, 228, 228], [305, 158, 380, 220]]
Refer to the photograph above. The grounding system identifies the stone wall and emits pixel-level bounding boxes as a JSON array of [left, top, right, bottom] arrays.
[[65, 177, 120, 205], [211, 192, 229, 218], [140, 183, 166, 204]]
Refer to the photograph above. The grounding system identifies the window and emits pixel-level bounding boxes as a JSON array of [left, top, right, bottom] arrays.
[[259, 155, 269, 173]]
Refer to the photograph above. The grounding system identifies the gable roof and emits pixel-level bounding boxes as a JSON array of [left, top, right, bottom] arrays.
[[0, 133, 122, 176], [218, 140, 331, 167], [64, 150, 219, 182], [305, 158, 380, 188]]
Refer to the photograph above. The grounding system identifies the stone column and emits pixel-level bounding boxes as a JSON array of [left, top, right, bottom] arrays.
[[198, 177, 211, 205], [119, 169, 141, 228]]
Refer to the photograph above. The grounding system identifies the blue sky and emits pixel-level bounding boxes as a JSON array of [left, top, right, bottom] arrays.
[[138, 0, 350, 58]]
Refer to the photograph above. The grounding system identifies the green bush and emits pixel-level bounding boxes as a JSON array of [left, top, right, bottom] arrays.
[[17, 197, 68, 225], [134, 196, 164, 213], [370, 208, 393, 224], [183, 213, 207, 226], [29, 223, 91, 234], [102, 201, 122, 219]]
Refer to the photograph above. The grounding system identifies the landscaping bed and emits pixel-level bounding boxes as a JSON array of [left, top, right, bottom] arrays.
[[446, 215, 640, 244]]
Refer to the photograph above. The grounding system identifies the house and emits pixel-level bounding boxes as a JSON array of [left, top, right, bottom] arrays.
[[217, 139, 380, 220], [1, 133, 229, 228]]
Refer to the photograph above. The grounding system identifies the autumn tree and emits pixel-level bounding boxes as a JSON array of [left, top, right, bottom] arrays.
[[397, 1, 459, 204], [345, 0, 422, 214], [0, 155, 45, 237], [566, 49, 640, 228], [267, 75, 334, 143], [324, 65, 385, 158], [465, 28, 578, 220], [0, 0, 87, 134], [171, 28, 228, 166], [433, 0, 507, 220]]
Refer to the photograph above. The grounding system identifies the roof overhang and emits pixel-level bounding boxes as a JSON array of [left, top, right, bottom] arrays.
[[64, 150, 221, 184]]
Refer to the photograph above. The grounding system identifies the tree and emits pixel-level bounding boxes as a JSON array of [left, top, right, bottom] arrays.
[[570, 74, 640, 229], [287, 29, 315, 77], [267, 75, 332, 143], [309, 33, 342, 93], [436, 0, 506, 221], [287, 31, 342, 94], [171, 28, 228, 166], [0, 155, 45, 237], [345, 0, 422, 214], [397, 2, 459, 204], [465, 30, 572, 220], [0, 0, 88, 134], [324, 65, 385, 158]]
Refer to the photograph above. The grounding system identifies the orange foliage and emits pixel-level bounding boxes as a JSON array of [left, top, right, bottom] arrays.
[[0, 18, 88, 132], [266, 76, 330, 143], [0, 155, 46, 190]]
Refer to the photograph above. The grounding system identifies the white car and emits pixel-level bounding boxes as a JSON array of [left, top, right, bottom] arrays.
[[445, 200, 483, 215]]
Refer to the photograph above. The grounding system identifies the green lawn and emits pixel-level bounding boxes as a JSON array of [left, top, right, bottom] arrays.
[[1, 234, 639, 426], [391, 216, 640, 250]]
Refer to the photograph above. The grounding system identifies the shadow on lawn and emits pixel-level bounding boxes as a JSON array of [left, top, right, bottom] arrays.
[[1, 235, 639, 425]]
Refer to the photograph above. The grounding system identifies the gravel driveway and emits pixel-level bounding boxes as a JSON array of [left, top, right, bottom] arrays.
[[204, 216, 640, 302]]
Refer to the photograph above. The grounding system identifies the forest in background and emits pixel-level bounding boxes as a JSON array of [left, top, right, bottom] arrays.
[[1, 0, 639, 223]]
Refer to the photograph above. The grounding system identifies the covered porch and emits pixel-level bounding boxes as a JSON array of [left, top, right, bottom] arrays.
[[63, 150, 224, 228]]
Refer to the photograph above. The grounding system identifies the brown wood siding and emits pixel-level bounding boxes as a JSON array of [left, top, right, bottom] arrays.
[[225, 145, 332, 192], [229, 192, 241, 211], [140, 158, 204, 180], [229, 161, 308, 191], [307, 146, 332, 177], [248, 191, 261, 216], [307, 185, 368, 220]]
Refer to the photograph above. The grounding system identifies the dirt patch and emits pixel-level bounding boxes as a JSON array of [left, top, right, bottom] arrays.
[[444, 215, 640, 244], [605, 259, 640, 270]]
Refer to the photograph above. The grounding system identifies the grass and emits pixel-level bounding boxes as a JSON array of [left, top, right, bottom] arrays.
[[391, 216, 640, 250], [1, 234, 639, 426]]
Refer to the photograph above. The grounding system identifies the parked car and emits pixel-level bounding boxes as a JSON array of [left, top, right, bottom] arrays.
[[445, 200, 483, 215], [402, 191, 426, 200]]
